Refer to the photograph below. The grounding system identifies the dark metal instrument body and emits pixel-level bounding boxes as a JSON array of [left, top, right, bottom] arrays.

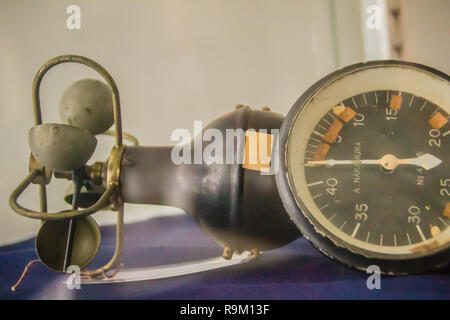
[[121, 107, 301, 252]]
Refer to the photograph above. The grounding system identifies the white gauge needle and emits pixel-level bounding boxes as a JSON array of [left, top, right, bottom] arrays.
[[306, 153, 442, 171]]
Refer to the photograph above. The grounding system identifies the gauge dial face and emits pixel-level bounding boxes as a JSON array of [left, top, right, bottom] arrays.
[[284, 63, 450, 260], [305, 91, 449, 249]]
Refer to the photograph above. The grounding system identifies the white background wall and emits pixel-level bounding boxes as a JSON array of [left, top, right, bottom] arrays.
[[400, 0, 450, 71], [0, 0, 448, 245]]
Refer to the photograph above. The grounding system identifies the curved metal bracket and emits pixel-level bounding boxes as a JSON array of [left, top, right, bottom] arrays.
[[75, 251, 252, 284], [9, 55, 124, 220], [81, 203, 124, 278], [9, 169, 118, 220], [32, 55, 123, 147], [8, 55, 129, 277], [103, 130, 139, 146]]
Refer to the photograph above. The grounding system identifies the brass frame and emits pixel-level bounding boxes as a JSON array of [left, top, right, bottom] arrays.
[[104, 130, 139, 146], [8, 55, 127, 276]]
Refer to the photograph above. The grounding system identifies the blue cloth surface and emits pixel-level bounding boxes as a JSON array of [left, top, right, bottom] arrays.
[[0, 214, 448, 300]]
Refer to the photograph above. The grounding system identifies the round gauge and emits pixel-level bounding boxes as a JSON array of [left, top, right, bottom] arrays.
[[276, 60, 450, 274]]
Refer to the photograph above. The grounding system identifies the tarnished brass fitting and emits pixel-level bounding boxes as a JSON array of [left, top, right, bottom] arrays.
[[29, 154, 52, 185], [85, 161, 104, 185], [53, 170, 72, 180]]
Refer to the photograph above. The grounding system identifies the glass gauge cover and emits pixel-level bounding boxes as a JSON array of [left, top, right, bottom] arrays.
[[276, 60, 450, 274]]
